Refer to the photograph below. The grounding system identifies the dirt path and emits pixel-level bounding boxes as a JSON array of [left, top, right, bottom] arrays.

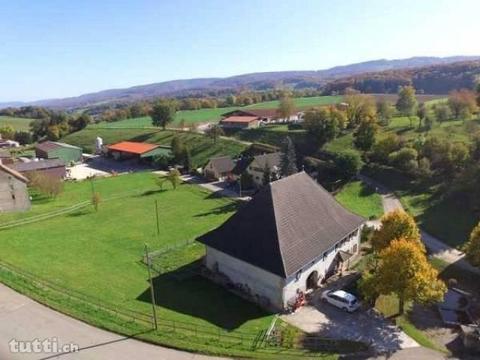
[[0, 283, 225, 360], [358, 174, 480, 275]]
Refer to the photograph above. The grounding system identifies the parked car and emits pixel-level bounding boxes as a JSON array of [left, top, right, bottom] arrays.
[[321, 289, 361, 312]]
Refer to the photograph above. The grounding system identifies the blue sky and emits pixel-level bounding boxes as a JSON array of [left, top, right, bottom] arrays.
[[0, 0, 479, 102]]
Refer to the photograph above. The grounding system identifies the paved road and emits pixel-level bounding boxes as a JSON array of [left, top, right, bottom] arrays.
[[358, 174, 480, 275], [0, 283, 225, 360]]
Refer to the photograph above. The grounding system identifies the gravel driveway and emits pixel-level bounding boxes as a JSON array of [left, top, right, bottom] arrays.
[[282, 292, 418, 353]]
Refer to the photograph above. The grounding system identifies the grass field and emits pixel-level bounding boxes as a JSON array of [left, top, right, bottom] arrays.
[[335, 181, 383, 219], [62, 128, 247, 167], [90, 96, 344, 129], [0, 173, 275, 352], [0, 172, 345, 358], [0, 116, 33, 131]]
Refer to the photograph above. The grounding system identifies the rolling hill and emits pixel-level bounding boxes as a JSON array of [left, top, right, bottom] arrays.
[[2, 56, 478, 110]]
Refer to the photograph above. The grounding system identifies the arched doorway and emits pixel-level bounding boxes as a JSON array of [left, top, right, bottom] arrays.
[[306, 271, 318, 290]]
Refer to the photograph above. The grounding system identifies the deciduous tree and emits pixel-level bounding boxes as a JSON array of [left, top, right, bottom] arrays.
[[371, 210, 423, 253], [363, 238, 446, 314], [303, 108, 340, 146], [277, 95, 296, 121], [353, 118, 378, 152], [464, 222, 480, 266], [151, 101, 176, 129], [377, 99, 394, 126], [448, 89, 478, 120], [396, 86, 418, 127], [334, 151, 362, 179], [205, 124, 224, 144]]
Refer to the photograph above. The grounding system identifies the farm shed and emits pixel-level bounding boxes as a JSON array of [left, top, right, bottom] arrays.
[[35, 141, 83, 164], [0, 163, 30, 213], [12, 159, 66, 180], [106, 141, 172, 162], [197, 172, 365, 311]]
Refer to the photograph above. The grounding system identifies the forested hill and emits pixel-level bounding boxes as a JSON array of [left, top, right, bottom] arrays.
[[2, 56, 479, 110], [322, 60, 480, 95]]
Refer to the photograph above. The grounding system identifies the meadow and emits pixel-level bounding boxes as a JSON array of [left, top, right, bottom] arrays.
[[0, 172, 352, 358], [0, 115, 33, 131], [90, 95, 344, 129]]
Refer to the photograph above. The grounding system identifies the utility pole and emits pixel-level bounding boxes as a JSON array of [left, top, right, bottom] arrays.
[[144, 244, 158, 330], [154, 200, 160, 237]]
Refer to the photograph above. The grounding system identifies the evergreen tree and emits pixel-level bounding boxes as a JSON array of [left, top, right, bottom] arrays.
[[280, 136, 298, 177], [262, 161, 271, 186]]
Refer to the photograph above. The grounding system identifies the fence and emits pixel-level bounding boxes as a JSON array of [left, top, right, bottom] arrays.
[[0, 256, 366, 356]]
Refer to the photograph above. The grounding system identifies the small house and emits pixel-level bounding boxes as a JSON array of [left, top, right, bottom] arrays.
[[0, 164, 30, 213], [236, 152, 281, 188], [35, 141, 83, 164], [204, 156, 235, 181], [197, 172, 365, 311]]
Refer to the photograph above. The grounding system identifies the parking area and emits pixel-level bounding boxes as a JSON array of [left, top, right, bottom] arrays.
[[68, 156, 153, 180], [281, 289, 418, 353]]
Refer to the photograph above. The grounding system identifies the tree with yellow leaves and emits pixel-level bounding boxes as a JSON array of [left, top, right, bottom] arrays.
[[464, 222, 480, 267], [362, 238, 446, 314], [371, 209, 424, 253]]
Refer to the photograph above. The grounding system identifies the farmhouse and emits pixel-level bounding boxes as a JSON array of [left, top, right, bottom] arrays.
[[106, 141, 172, 162], [204, 156, 235, 181], [233, 152, 282, 188], [220, 109, 303, 128], [197, 172, 365, 311], [0, 164, 30, 213], [11, 159, 66, 180], [35, 141, 83, 164]]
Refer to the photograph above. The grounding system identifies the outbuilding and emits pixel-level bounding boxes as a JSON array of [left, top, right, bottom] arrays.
[[197, 172, 365, 311], [106, 141, 172, 162], [11, 159, 66, 180], [35, 141, 83, 164], [0, 164, 30, 213]]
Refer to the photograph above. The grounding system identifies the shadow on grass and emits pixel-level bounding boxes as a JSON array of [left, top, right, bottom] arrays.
[[137, 189, 167, 197], [358, 183, 376, 197], [194, 196, 239, 217], [136, 261, 268, 331], [67, 209, 91, 217]]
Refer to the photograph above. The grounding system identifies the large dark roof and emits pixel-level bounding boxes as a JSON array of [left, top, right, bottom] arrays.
[[207, 156, 235, 173], [197, 172, 365, 278], [12, 159, 65, 172]]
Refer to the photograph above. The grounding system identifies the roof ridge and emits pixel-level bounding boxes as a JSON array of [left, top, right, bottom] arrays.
[[269, 182, 289, 277]]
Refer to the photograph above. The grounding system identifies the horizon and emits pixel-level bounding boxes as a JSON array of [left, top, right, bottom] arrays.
[[1, 0, 480, 102]]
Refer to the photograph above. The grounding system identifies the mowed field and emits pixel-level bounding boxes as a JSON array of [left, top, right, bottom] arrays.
[[0, 116, 33, 131], [90, 95, 344, 129]]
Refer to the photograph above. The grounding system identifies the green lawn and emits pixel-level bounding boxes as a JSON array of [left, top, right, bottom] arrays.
[[0, 116, 33, 131], [245, 95, 343, 110], [0, 173, 277, 354], [335, 181, 383, 219], [62, 128, 247, 167]]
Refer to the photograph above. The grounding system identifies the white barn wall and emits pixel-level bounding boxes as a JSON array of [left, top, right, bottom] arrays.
[[205, 247, 285, 309], [283, 229, 361, 306], [204, 226, 362, 311]]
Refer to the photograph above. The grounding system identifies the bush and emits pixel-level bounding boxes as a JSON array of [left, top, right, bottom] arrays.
[[334, 151, 362, 179]]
